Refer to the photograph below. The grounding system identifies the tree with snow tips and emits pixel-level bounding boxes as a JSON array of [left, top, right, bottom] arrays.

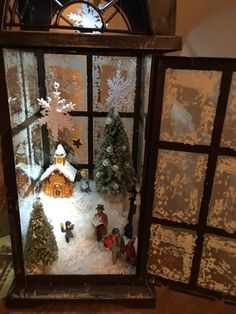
[[24, 200, 58, 273], [95, 107, 135, 198]]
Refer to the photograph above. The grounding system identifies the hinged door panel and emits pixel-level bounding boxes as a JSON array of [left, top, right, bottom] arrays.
[[140, 57, 236, 302]]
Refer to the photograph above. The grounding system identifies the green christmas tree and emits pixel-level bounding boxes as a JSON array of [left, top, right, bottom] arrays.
[[95, 107, 135, 198], [24, 200, 58, 273]]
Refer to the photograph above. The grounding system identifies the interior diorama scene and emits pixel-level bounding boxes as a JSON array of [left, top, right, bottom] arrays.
[[3, 50, 150, 275]]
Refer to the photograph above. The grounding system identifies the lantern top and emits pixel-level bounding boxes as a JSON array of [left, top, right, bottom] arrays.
[[0, 0, 182, 52]]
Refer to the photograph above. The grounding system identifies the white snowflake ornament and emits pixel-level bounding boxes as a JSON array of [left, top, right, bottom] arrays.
[[67, 3, 103, 31], [106, 63, 131, 111], [38, 82, 75, 141]]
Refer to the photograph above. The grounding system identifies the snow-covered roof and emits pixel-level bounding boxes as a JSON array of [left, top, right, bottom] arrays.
[[16, 143, 25, 155], [55, 144, 66, 157], [40, 160, 77, 182], [16, 163, 44, 180]]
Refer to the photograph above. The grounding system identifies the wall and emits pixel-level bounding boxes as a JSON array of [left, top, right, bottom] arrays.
[[175, 0, 236, 57]]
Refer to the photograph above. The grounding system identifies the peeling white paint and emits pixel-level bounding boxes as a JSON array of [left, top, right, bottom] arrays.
[[208, 156, 236, 233], [221, 72, 236, 150], [147, 224, 197, 283], [153, 150, 207, 224], [160, 68, 222, 145], [198, 234, 236, 296]]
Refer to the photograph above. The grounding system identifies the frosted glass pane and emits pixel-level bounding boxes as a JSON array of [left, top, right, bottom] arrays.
[[160, 69, 222, 145], [147, 224, 196, 283], [93, 56, 137, 112], [44, 54, 87, 111], [153, 150, 207, 224], [198, 234, 236, 296], [3, 50, 26, 128], [21, 52, 40, 118], [3, 50, 40, 128], [207, 156, 236, 233], [49, 116, 88, 164], [220, 72, 236, 150], [13, 129, 43, 198], [142, 56, 152, 115], [13, 129, 30, 166], [29, 121, 44, 167]]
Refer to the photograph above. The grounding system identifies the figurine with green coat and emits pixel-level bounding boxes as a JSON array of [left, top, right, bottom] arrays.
[[61, 221, 74, 243]]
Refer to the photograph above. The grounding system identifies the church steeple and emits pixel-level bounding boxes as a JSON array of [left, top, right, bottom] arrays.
[[54, 144, 66, 165]]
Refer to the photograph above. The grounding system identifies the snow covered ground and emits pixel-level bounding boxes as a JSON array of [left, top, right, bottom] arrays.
[[19, 181, 138, 275]]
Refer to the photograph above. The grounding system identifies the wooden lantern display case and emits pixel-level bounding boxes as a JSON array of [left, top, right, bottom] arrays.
[[0, 0, 182, 307], [1, 0, 236, 308]]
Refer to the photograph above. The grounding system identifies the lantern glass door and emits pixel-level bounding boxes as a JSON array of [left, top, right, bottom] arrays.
[[141, 57, 236, 301], [3, 48, 152, 276]]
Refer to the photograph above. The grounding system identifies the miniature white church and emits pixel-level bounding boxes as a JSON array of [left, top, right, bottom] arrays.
[[40, 144, 77, 198]]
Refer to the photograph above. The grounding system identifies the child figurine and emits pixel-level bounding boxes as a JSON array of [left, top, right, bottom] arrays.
[[92, 204, 108, 242], [110, 227, 125, 264], [61, 221, 74, 243]]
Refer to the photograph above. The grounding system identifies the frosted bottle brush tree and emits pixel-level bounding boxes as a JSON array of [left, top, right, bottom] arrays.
[[95, 107, 135, 198], [24, 200, 58, 273]]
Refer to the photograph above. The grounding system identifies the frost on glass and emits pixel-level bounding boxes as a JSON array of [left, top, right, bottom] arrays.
[[49, 117, 88, 164], [93, 117, 133, 162], [207, 157, 236, 233], [93, 56, 137, 112], [4, 49, 26, 128], [29, 121, 44, 167], [44, 54, 87, 111], [152, 150, 207, 224], [21, 52, 40, 118], [147, 224, 196, 283], [160, 69, 222, 145], [13, 128, 43, 198], [220, 72, 236, 150], [198, 234, 236, 296], [3, 50, 40, 128], [142, 56, 152, 115]]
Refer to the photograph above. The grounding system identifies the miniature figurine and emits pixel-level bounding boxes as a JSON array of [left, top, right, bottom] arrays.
[[101, 235, 113, 251], [60, 221, 74, 243], [124, 236, 137, 266], [110, 227, 125, 264], [81, 178, 91, 193], [92, 204, 108, 242], [80, 169, 91, 193]]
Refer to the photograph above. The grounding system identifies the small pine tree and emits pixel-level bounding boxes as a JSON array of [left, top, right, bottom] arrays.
[[95, 107, 135, 198], [24, 200, 58, 273]]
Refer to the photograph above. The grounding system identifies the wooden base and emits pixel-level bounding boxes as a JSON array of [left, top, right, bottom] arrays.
[[5, 281, 156, 308]]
